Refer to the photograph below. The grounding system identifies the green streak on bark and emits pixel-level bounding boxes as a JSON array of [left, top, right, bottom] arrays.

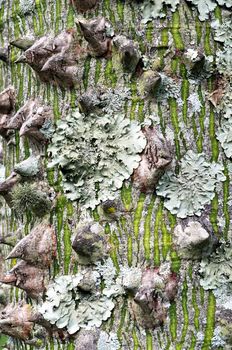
[[23, 137, 30, 159], [168, 212, 176, 230], [209, 106, 219, 162], [55, 195, 67, 269], [117, 299, 127, 341], [67, 342, 75, 350], [127, 233, 133, 266], [223, 162, 230, 239], [53, 87, 60, 121], [153, 201, 162, 266], [17, 65, 24, 104], [12, 1, 20, 37], [169, 301, 177, 342], [171, 11, 184, 50], [121, 182, 132, 211], [200, 286, 205, 305], [177, 278, 189, 349], [132, 328, 140, 350], [144, 196, 155, 262], [146, 22, 153, 43], [158, 102, 165, 135], [63, 222, 72, 274], [133, 193, 146, 239], [210, 193, 219, 235], [83, 56, 91, 90], [116, 0, 124, 23], [15, 131, 20, 162], [204, 22, 212, 56], [202, 292, 216, 350], [195, 18, 202, 45], [170, 250, 181, 273], [67, 5, 75, 27], [35, 0, 45, 35], [146, 330, 153, 350], [192, 286, 200, 331], [105, 59, 117, 87], [189, 333, 197, 350], [94, 60, 102, 85], [138, 100, 144, 122], [214, 6, 222, 23], [0, 5, 4, 31], [181, 79, 189, 124], [196, 85, 205, 152], [169, 97, 181, 159], [55, 0, 61, 33], [104, 0, 116, 24], [161, 220, 171, 260], [191, 113, 199, 146], [109, 231, 120, 272]]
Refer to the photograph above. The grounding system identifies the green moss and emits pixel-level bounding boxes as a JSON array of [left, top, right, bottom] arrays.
[[195, 17, 203, 44], [12, 184, 51, 218]]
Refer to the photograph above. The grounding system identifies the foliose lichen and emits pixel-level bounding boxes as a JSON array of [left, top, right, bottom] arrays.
[[48, 110, 146, 209], [39, 258, 123, 334], [141, 0, 180, 23], [199, 242, 232, 291], [189, 0, 232, 21], [156, 150, 226, 218], [213, 17, 232, 76], [216, 84, 232, 158]]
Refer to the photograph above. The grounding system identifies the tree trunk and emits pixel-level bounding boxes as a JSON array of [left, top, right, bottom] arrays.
[[0, 1, 231, 349]]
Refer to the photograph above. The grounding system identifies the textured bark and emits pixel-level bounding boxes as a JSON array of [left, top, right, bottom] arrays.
[[0, 1, 231, 350]]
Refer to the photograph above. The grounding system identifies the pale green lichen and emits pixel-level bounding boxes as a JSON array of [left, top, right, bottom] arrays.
[[48, 110, 146, 209], [213, 18, 232, 76], [189, 0, 232, 21], [156, 150, 226, 218], [39, 259, 123, 334], [199, 242, 232, 291], [141, 0, 232, 23], [216, 85, 232, 158], [141, 0, 180, 23], [11, 184, 51, 217]]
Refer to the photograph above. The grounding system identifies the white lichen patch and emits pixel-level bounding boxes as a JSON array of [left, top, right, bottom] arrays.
[[48, 110, 146, 209], [200, 242, 232, 291], [213, 17, 232, 76], [174, 222, 209, 248], [141, 0, 180, 23], [39, 259, 124, 334], [97, 331, 120, 350], [156, 150, 226, 218]]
